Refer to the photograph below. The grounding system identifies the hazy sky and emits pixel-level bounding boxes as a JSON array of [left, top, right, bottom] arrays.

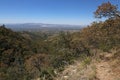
[[0, 0, 120, 25]]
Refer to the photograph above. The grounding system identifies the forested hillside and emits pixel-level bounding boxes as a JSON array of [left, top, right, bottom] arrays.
[[0, 1, 120, 80]]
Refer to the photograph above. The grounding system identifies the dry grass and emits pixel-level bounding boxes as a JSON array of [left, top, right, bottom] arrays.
[[55, 57, 98, 80], [55, 49, 120, 80]]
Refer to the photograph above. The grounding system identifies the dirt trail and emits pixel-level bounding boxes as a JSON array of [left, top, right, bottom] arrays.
[[56, 53, 120, 80], [56, 60, 97, 80], [96, 60, 116, 80]]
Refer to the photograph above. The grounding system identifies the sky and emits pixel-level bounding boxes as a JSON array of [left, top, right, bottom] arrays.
[[0, 0, 120, 25]]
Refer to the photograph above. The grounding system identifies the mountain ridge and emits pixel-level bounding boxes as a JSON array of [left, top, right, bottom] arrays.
[[3, 23, 84, 31]]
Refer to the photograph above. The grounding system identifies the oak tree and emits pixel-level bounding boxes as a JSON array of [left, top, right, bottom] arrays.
[[94, 2, 120, 19]]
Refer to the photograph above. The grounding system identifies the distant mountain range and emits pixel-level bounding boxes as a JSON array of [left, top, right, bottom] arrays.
[[3, 23, 84, 32]]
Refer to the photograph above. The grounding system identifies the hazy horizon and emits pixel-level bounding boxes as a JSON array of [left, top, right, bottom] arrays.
[[0, 0, 120, 25]]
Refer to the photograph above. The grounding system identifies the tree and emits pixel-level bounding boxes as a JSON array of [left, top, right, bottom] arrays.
[[25, 54, 50, 79], [94, 1, 120, 19], [58, 31, 72, 48]]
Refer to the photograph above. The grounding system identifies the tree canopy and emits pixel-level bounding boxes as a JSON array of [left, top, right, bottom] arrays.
[[94, 1, 120, 19]]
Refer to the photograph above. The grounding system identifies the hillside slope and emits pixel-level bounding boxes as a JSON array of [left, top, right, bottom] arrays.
[[56, 18, 120, 80], [0, 18, 120, 80], [56, 50, 120, 80]]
